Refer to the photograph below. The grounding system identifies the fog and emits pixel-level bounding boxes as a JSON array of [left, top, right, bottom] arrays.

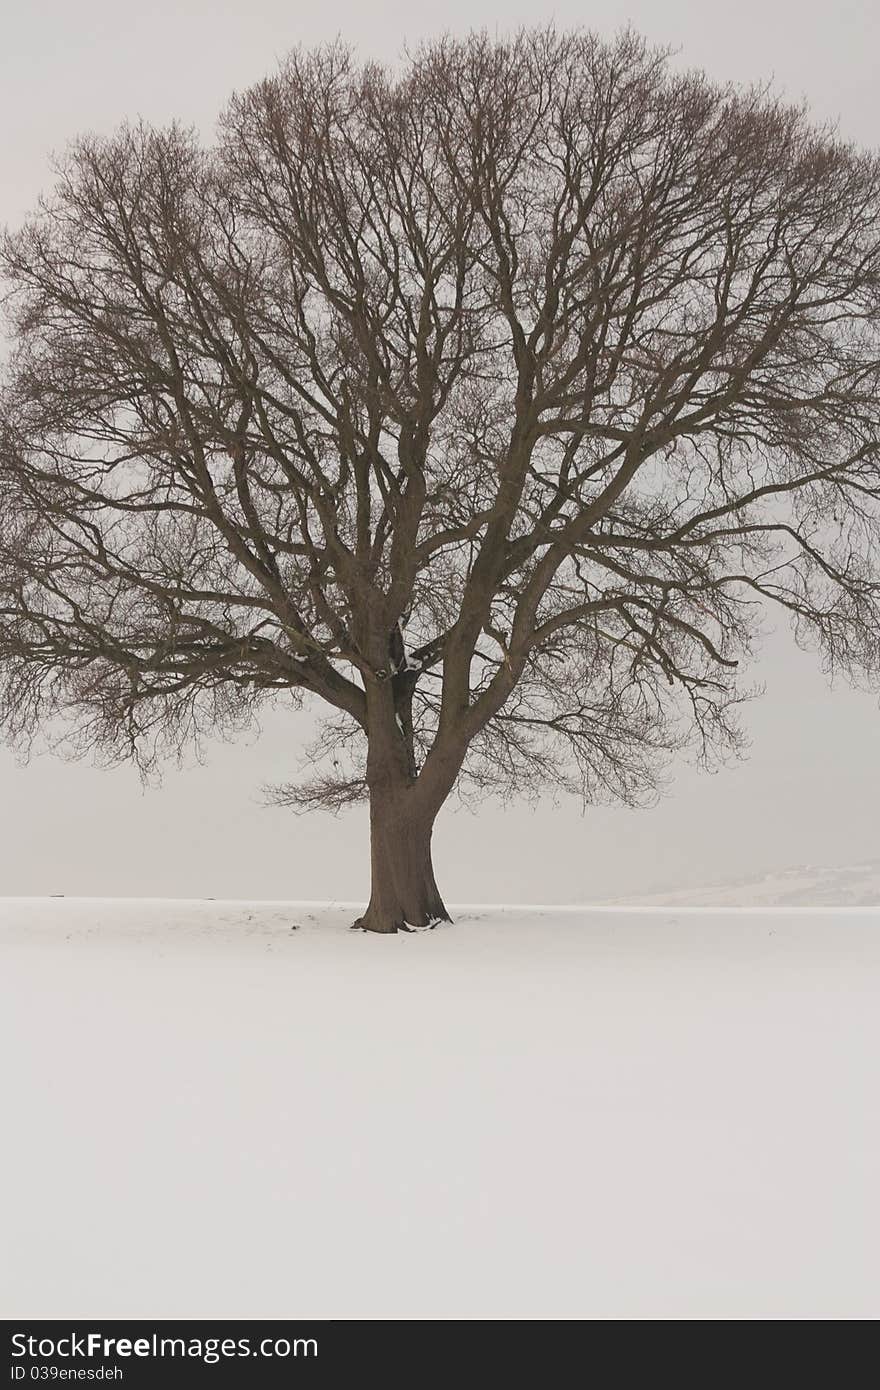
[[1, 0, 878, 902]]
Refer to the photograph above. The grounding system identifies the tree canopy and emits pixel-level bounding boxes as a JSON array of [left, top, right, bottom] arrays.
[[2, 28, 880, 927]]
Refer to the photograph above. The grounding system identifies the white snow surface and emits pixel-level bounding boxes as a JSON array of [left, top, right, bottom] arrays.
[[2, 896, 879, 1320]]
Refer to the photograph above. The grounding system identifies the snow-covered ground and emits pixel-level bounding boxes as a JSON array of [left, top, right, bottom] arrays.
[[2, 896, 878, 1319]]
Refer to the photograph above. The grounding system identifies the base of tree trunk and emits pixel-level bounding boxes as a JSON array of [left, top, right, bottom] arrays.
[[350, 904, 452, 934], [351, 878, 452, 934]]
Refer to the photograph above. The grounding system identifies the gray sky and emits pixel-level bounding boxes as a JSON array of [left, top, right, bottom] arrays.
[[1, 0, 878, 902]]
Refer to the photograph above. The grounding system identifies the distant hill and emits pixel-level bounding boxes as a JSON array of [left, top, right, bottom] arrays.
[[611, 861, 880, 908]]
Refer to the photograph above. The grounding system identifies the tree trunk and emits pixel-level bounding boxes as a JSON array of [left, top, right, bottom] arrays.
[[352, 789, 451, 934]]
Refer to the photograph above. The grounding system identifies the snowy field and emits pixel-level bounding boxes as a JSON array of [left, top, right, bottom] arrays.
[[2, 896, 879, 1320]]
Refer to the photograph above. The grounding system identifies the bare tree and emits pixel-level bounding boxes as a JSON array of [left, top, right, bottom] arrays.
[[1, 28, 880, 929]]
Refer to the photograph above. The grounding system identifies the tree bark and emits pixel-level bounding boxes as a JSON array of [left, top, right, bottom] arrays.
[[352, 786, 451, 934]]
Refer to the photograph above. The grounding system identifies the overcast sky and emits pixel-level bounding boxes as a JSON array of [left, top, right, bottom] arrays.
[[1, 0, 878, 903]]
